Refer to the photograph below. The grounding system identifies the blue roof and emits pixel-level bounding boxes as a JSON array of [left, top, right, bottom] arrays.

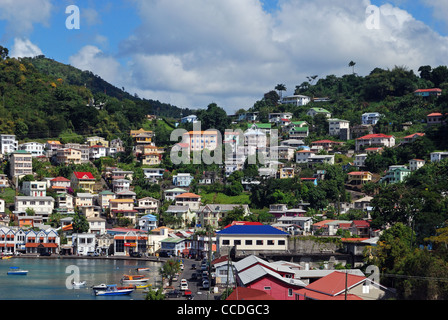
[[217, 225, 288, 235]]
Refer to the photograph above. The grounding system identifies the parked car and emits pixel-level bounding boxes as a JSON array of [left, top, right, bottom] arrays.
[[191, 264, 196, 270], [87, 251, 99, 257], [167, 290, 182, 298], [130, 252, 142, 258], [180, 279, 188, 290], [202, 280, 210, 289]]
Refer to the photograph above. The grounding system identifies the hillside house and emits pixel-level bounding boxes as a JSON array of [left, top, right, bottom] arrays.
[[71, 172, 96, 194], [355, 134, 395, 151]]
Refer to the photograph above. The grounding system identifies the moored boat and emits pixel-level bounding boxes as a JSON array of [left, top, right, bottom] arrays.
[[95, 284, 134, 296], [121, 274, 149, 284], [72, 281, 86, 288], [136, 267, 150, 272], [135, 283, 151, 289], [7, 267, 28, 275], [92, 283, 108, 291]]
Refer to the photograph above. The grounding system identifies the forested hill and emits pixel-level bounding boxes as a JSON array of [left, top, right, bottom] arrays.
[[0, 47, 194, 141]]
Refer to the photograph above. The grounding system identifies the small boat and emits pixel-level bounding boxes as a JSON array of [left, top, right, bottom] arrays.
[[1, 256, 12, 260], [95, 284, 134, 296], [92, 283, 108, 291], [72, 281, 86, 288], [135, 283, 151, 289], [7, 267, 28, 275], [121, 274, 149, 284], [136, 267, 150, 272]]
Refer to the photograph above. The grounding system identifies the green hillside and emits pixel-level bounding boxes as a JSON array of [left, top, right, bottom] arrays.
[[0, 46, 194, 142]]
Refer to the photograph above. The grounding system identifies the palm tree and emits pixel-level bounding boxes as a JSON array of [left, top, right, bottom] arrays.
[[275, 84, 287, 100], [349, 61, 356, 74]]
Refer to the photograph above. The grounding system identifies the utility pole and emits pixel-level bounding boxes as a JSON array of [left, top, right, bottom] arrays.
[[345, 270, 348, 300]]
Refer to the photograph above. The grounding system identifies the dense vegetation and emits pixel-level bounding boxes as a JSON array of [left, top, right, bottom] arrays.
[[0, 46, 193, 142]]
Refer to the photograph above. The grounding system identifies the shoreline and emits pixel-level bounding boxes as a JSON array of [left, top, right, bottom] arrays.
[[7, 254, 169, 263]]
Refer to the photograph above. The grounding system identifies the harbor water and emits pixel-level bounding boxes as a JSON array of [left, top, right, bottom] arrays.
[[0, 257, 161, 300]]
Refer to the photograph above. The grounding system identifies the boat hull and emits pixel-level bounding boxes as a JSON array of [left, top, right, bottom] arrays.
[[96, 289, 134, 296]]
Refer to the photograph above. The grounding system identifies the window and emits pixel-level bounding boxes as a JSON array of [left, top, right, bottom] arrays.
[[245, 240, 252, 246], [222, 240, 230, 245], [278, 240, 286, 246], [264, 286, 271, 291], [288, 288, 293, 296], [256, 240, 263, 245], [267, 240, 274, 245], [234, 240, 241, 245]]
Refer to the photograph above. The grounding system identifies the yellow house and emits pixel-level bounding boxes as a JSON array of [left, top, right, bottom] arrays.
[[130, 128, 153, 145], [71, 172, 96, 193], [278, 167, 295, 179], [347, 171, 373, 185], [86, 136, 109, 148]]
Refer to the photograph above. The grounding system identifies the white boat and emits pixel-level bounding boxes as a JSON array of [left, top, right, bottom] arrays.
[[121, 274, 149, 284], [7, 267, 28, 275], [92, 283, 108, 291], [95, 285, 134, 296], [72, 281, 86, 288], [136, 267, 150, 272]]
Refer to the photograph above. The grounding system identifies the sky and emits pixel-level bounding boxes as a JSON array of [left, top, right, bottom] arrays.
[[1, 0, 448, 114]]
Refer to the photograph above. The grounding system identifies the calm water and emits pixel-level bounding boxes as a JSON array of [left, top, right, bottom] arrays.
[[0, 258, 161, 300]]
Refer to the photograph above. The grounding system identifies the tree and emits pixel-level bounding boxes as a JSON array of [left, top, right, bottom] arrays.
[[144, 287, 165, 300], [196, 103, 230, 135], [348, 61, 356, 74], [72, 211, 89, 233], [159, 259, 181, 286], [0, 46, 8, 61], [275, 84, 286, 99]]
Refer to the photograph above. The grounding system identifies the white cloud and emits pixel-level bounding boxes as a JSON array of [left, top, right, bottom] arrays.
[[69, 45, 125, 87], [0, 0, 52, 38], [10, 38, 43, 58], [70, 0, 448, 113]]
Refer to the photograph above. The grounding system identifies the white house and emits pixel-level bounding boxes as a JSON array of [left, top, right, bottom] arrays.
[[307, 107, 331, 118], [164, 188, 188, 202], [21, 181, 47, 197], [409, 159, 425, 171], [139, 214, 158, 232], [328, 119, 350, 140], [362, 112, 382, 125], [354, 154, 368, 168], [355, 134, 395, 151], [268, 112, 293, 123], [72, 233, 97, 256], [112, 179, 131, 193], [280, 95, 311, 106], [216, 225, 289, 255], [14, 196, 55, 222], [143, 168, 165, 181], [18, 142, 45, 157], [135, 197, 159, 214], [173, 173, 194, 187], [0, 134, 18, 155], [88, 217, 106, 235], [431, 151, 448, 163], [89, 145, 108, 160]]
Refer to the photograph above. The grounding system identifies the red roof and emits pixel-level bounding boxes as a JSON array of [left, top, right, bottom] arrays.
[[226, 287, 276, 301], [415, 88, 442, 93], [427, 112, 443, 117], [348, 171, 371, 175], [312, 140, 340, 144], [73, 172, 95, 180], [357, 133, 393, 140], [223, 221, 264, 229], [175, 192, 201, 199], [352, 220, 370, 227], [403, 133, 425, 139], [295, 271, 367, 298], [51, 176, 70, 182]]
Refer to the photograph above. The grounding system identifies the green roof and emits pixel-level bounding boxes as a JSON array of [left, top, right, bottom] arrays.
[[248, 123, 272, 129], [310, 107, 330, 113], [290, 127, 309, 132]]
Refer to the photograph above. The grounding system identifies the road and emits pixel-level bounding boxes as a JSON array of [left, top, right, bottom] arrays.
[[167, 257, 221, 301]]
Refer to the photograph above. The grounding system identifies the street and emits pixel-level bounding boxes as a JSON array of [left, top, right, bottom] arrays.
[[166, 257, 221, 301]]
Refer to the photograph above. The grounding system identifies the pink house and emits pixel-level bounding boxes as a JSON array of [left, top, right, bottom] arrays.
[[234, 255, 306, 300]]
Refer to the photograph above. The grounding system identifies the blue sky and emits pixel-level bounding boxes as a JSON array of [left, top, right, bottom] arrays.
[[1, 0, 448, 112]]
